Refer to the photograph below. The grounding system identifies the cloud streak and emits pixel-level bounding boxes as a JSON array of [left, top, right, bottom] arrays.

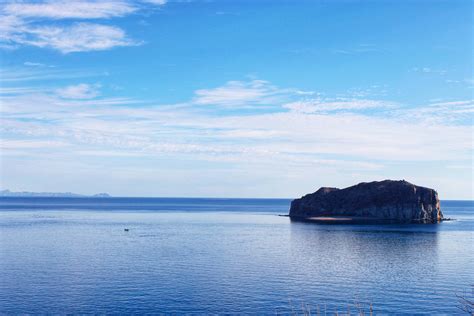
[[14, 22, 138, 53], [0, 0, 164, 53], [193, 80, 291, 108], [283, 98, 397, 113], [56, 83, 101, 99], [3, 1, 136, 19]]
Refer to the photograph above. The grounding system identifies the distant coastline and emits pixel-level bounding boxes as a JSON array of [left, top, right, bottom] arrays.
[[0, 189, 111, 198]]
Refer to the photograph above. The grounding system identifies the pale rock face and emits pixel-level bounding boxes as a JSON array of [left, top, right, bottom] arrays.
[[289, 180, 443, 223]]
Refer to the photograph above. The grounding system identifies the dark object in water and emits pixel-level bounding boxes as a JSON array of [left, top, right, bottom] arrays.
[[124, 228, 129, 232], [289, 179, 443, 223]]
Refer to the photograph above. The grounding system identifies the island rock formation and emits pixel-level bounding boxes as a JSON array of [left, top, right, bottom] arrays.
[[289, 180, 443, 223]]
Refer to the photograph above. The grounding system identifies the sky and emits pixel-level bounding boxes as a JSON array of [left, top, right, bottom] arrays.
[[0, 0, 473, 199]]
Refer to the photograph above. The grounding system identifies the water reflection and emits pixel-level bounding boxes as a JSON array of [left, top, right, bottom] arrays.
[[287, 221, 445, 313]]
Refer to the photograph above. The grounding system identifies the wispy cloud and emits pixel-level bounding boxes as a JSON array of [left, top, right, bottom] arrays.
[[1, 78, 471, 168], [0, 67, 100, 83], [445, 78, 474, 89], [193, 80, 291, 107], [1, 140, 69, 149], [392, 99, 474, 125], [333, 44, 383, 55], [13, 23, 138, 53], [3, 1, 136, 19], [0, 86, 45, 95], [0, 90, 137, 116], [0, 0, 165, 53], [56, 83, 101, 99], [411, 67, 447, 75], [23, 61, 54, 67], [283, 98, 396, 114], [141, 0, 167, 4], [2, 75, 473, 198], [0, 72, 471, 198]]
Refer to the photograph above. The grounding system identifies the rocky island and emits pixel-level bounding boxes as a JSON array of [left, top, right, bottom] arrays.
[[289, 180, 443, 223]]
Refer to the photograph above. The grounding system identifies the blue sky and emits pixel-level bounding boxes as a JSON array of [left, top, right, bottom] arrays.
[[0, 0, 472, 198]]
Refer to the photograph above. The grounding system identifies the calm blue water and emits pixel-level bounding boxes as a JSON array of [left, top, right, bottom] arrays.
[[0, 198, 473, 314]]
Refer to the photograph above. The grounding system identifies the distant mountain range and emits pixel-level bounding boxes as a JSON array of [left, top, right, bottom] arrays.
[[0, 190, 111, 198]]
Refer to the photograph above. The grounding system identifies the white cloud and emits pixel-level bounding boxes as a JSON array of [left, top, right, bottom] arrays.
[[332, 44, 382, 55], [193, 80, 290, 107], [1, 82, 471, 164], [0, 86, 44, 95], [13, 22, 137, 53], [1, 78, 472, 199], [283, 98, 396, 113], [75, 150, 145, 157], [0, 0, 166, 53], [0, 14, 23, 43], [0, 67, 99, 83], [430, 100, 473, 107], [3, 1, 137, 19], [1, 140, 69, 149], [24, 61, 47, 67], [141, 0, 167, 4], [0, 18, 137, 53], [56, 83, 100, 99], [295, 90, 317, 96], [393, 99, 474, 125], [411, 67, 447, 75]]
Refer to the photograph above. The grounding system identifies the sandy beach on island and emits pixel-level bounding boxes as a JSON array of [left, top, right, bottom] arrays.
[[306, 216, 380, 222]]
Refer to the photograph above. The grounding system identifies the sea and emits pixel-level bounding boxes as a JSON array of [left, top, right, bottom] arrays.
[[0, 197, 473, 314]]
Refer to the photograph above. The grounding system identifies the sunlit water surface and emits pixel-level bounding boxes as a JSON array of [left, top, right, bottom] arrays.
[[0, 198, 473, 314]]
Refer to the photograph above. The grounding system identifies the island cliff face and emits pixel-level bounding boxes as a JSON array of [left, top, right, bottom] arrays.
[[289, 180, 443, 223]]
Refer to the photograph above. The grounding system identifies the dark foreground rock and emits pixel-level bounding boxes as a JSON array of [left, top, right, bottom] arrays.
[[289, 180, 443, 223]]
